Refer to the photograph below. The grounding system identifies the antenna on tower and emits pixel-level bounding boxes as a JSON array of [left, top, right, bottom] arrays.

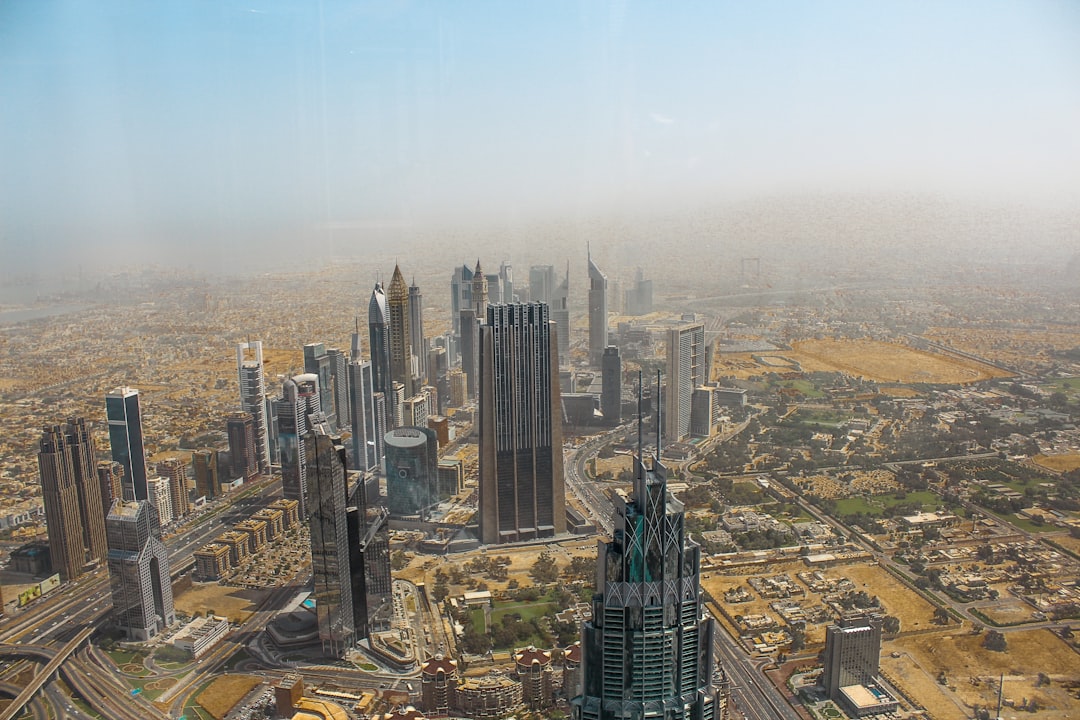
[[637, 371, 643, 462], [655, 369, 662, 465]]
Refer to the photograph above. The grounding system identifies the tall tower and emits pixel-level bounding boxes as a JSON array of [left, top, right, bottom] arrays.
[[822, 614, 883, 699], [64, 418, 108, 565], [327, 347, 349, 430], [409, 279, 426, 382], [236, 341, 271, 474], [665, 324, 706, 443], [573, 379, 719, 720], [587, 246, 609, 366], [97, 461, 124, 518], [226, 412, 258, 480], [346, 496, 392, 641], [38, 425, 85, 582], [384, 427, 439, 520], [106, 499, 176, 641], [529, 265, 555, 304], [478, 302, 566, 544], [277, 375, 321, 516], [348, 329, 381, 472], [156, 458, 190, 519], [368, 283, 393, 421], [304, 420, 355, 658], [191, 449, 220, 500], [450, 263, 475, 338], [552, 263, 570, 368], [105, 387, 149, 502], [601, 346, 622, 425], [304, 343, 336, 427], [387, 265, 414, 400], [459, 260, 489, 401]]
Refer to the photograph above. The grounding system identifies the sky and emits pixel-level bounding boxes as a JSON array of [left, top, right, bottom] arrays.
[[1, 0, 1078, 277]]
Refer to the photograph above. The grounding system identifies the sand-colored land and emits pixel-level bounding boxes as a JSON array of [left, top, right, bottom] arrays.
[[820, 563, 937, 632], [925, 325, 1080, 372], [884, 629, 1080, 720], [788, 339, 1011, 385], [1034, 453, 1080, 473], [173, 583, 269, 623], [196, 674, 264, 720]]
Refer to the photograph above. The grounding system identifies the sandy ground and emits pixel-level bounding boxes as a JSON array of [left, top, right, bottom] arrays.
[[789, 339, 1012, 384], [195, 674, 264, 720], [173, 583, 270, 623], [820, 562, 938, 632], [1033, 453, 1080, 473]]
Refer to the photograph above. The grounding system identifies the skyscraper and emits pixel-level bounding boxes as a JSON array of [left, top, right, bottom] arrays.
[[384, 427, 439, 519], [587, 246, 609, 366], [106, 387, 148, 502], [388, 265, 415, 400], [97, 461, 123, 518], [147, 475, 174, 526], [478, 302, 566, 544], [277, 374, 321, 516], [304, 343, 336, 427], [409, 279, 426, 382], [304, 420, 354, 657], [226, 412, 258, 480], [106, 499, 175, 641], [552, 263, 570, 368], [236, 341, 271, 474], [327, 347, 350, 430], [191, 449, 220, 500], [38, 425, 86, 582], [529, 264, 555, 304], [601, 346, 622, 425], [459, 261, 488, 401], [156, 458, 190, 519], [624, 267, 653, 316], [346, 491, 392, 641], [573, 385, 719, 720], [348, 329, 380, 472], [368, 283, 393, 421], [822, 614, 883, 698], [450, 263, 474, 339], [64, 418, 109, 566], [665, 324, 706, 442]]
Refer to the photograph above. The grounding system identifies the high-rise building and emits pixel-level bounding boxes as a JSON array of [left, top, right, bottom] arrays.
[[515, 646, 555, 710], [421, 655, 460, 716], [191, 449, 220, 500], [478, 302, 566, 544], [346, 493, 392, 640], [691, 386, 716, 438], [64, 418, 109, 567], [447, 368, 466, 408], [147, 475, 174, 526], [387, 265, 415, 400], [348, 330, 380, 472], [459, 260, 488, 401], [106, 499, 175, 641], [587, 246, 609, 366], [601, 346, 622, 425], [624, 267, 653, 316], [552, 263, 570, 368], [327, 347, 350, 430], [499, 261, 515, 304], [822, 614, 883, 699], [105, 387, 148, 502], [665, 324, 706, 442], [226, 412, 258, 480], [277, 374, 321, 516], [97, 460, 124, 520], [529, 265, 555, 305], [572, 402, 719, 720], [409, 280, 426, 382], [304, 421, 354, 657], [402, 394, 430, 428], [384, 427, 439, 519], [38, 425, 86, 581], [368, 283, 393, 423], [450, 263, 474, 339], [156, 458, 190, 519], [304, 343, 336, 427], [236, 341, 271, 474]]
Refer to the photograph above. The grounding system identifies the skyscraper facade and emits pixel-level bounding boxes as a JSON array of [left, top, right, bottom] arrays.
[[478, 302, 566, 544], [64, 418, 109, 567], [459, 261, 488, 401], [387, 265, 415, 400], [665, 324, 706, 442], [348, 331, 380, 472], [106, 499, 176, 641], [191, 449, 220, 500], [97, 461, 124, 518], [624, 267, 654, 316], [529, 264, 555, 305], [587, 247, 609, 366], [156, 458, 190, 519], [106, 387, 148, 502], [409, 280, 426, 382], [450, 263, 474, 339], [236, 341, 271, 474], [601, 346, 622, 425], [226, 412, 258, 480], [38, 425, 87, 582], [277, 374, 321, 516], [346, 497, 392, 640], [304, 421, 354, 657], [368, 283, 394, 421], [147, 475, 174, 526], [822, 614, 883, 698], [552, 264, 570, 368], [327, 347, 350, 430], [573, 421, 719, 720], [384, 427, 439, 519], [304, 343, 336, 427]]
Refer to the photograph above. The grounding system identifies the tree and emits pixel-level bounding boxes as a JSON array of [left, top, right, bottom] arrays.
[[390, 551, 410, 571], [530, 552, 559, 584], [982, 630, 1007, 652], [932, 608, 951, 625], [882, 616, 901, 634]]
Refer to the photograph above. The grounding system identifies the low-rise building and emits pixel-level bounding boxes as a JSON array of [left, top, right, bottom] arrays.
[[193, 543, 231, 581], [234, 518, 268, 554], [173, 615, 230, 659], [216, 531, 250, 567]]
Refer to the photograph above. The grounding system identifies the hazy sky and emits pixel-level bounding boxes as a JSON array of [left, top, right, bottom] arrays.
[[2, 1, 1078, 276]]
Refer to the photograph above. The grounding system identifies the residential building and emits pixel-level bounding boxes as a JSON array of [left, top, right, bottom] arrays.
[[157, 458, 190, 519], [515, 646, 555, 710], [236, 341, 271, 474], [147, 476, 174, 526]]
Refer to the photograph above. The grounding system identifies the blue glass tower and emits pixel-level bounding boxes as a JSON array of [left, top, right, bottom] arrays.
[[106, 387, 148, 502]]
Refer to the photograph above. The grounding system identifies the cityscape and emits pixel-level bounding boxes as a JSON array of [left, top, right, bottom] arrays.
[[2, 3, 1080, 720]]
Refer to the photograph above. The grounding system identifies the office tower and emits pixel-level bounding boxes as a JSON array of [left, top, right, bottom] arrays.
[[106, 499, 176, 641], [97, 461, 124, 519], [38, 425, 86, 582], [499, 261, 515, 303], [384, 427, 439, 519], [346, 493, 391, 640], [147, 476, 174, 526], [226, 412, 258, 480], [368, 283, 393, 420], [304, 343, 336, 427], [277, 374, 321, 516], [348, 330, 380, 472], [552, 264, 570, 368], [587, 246, 609, 366], [402, 394, 430, 428], [447, 369, 466, 408], [409, 280, 426, 382], [64, 418, 109, 566], [192, 449, 220, 500], [478, 302, 566, 544], [573, 401, 719, 720], [691, 387, 716, 438], [428, 346, 449, 413], [601, 346, 622, 425], [459, 261, 488, 401], [156, 458, 190, 519], [266, 393, 280, 465], [665, 324, 706, 442], [304, 421, 354, 657], [105, 387, 148, 502], [236, 341, 271, 474], [327, 347, 349, 430], [450, 263, 474, 339], [822, 614, 883, 699], [387, 265, 415, 400], [625, 268, 653, 316], [529, 265, 555, 304]]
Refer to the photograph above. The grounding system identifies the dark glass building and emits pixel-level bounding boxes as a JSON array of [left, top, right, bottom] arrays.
[[601, 345, 622, 424], [384, 426, 439, 519], [105, 386, 148, 502]]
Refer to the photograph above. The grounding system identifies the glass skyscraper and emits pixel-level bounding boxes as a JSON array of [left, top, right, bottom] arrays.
[[105, 387, 148, 502]]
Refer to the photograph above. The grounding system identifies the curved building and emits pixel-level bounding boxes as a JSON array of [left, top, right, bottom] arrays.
[[384, 427, 438, 519]]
